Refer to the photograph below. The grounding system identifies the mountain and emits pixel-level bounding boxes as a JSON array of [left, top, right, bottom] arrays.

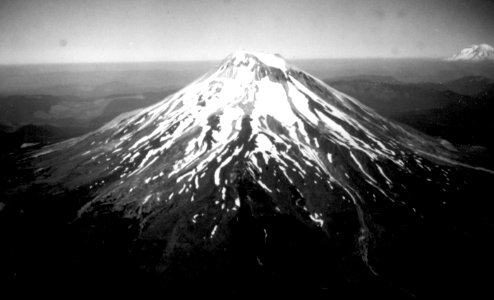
[[324, 76, 494, 166], [2, 51, 494, 296], [447, 44, 494, 62], [0, 90, 177, 152], [393, 79, 494, 165], [325, 77, 464, 116], [441, 75, 493, 96], [326, 74, 400, 84]]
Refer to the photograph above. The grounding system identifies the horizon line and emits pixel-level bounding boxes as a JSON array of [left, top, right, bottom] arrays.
[[0, 56, 450, 67]]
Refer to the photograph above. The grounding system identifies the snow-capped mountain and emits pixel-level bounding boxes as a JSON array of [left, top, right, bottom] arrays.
[[19, 51, 494, 294], [447, 44, 494, 61]]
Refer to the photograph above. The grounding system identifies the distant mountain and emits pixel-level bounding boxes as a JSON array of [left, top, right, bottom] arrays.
[[441, 76, 493, 96], [326, 75, 400, 84], [326, 76, 494, 158], [393, 82, 494, 166], [447, 44, 494, 62], [326, 78, 467, 116], [476, 82, 494, 99], [3, 51, 494, 296]]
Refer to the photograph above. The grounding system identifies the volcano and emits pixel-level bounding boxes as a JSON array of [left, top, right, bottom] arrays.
[[2, 51, 494, 296], [447, 44, 494, 61]]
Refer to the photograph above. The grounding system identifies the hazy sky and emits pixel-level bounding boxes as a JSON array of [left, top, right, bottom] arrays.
[[1, 0, 493, 64]]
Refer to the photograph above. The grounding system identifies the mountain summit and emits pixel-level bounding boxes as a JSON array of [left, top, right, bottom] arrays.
[[4, 51, 494, 295], [447, 44, 494, 61]]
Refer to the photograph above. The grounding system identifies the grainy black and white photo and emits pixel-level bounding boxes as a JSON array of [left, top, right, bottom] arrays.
[[1, 0, 494, 297]]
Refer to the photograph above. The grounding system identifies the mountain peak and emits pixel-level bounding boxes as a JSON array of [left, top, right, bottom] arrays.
[[213, 51, 290, 82], [447, 43, 494, 61], [227, 50, 288, 70], [478, 44, 494, 51]]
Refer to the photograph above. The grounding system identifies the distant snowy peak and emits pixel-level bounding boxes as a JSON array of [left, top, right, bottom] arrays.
[[447, 44, 494, 61]]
